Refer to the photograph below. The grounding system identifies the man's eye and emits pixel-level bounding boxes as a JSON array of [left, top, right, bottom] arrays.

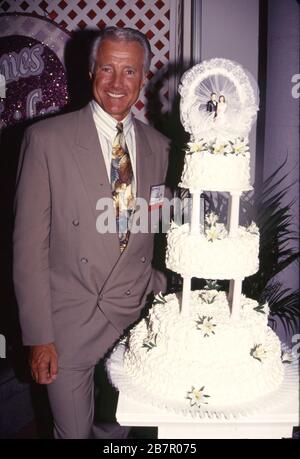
[[100, 66, 112, 73], [126, 69, 135, 75]]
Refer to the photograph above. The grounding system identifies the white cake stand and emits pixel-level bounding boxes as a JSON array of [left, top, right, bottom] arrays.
[[106, 344, 299, 439]]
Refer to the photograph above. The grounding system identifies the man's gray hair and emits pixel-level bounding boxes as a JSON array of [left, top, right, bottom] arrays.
[[89, 26, 152, 75]]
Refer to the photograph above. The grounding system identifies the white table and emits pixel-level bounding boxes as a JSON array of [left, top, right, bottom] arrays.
[[107, 345, 299, 439], [116, 391, 299, 439]]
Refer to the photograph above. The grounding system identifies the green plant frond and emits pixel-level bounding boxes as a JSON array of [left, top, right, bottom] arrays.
[[256, 206, 294, 228], [255, 158, 288, 190], [259, 183, 297, 209], [265, 285, 299, 307], [276, 228, 299, 240], [241, 162, 299, 329], [254, 157, 298, 200], [277, 247, 300, 260], [271, 310, 299, 336], [275, 255, 300, 273], [264, 284, 300, 335], [270, 313, 298, 336], [256, 155, 289, 188], [260, 192, 287, 209]]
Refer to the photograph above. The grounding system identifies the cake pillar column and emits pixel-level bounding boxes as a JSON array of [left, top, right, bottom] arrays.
[[181, 276, 191, 316], [228, 192, 242, 320], [190, 192, 202, 233], [229, 279, 243, 320], [228, 192, 241, 237], [182, 191, 203, 316]]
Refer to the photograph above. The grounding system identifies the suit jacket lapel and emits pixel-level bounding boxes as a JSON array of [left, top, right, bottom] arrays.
[[72, 104, 120, 263]]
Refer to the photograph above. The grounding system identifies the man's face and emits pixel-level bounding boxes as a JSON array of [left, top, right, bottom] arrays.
[[90, 39, 146, 121], [211, 93, 216, 102]]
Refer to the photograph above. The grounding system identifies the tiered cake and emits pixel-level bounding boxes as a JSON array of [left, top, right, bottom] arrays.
[[116, 59, 285, 413]]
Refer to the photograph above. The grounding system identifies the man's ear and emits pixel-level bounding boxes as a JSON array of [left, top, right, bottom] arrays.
[[89, 71, 93, 80]]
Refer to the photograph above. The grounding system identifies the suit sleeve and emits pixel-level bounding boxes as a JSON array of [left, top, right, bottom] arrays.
[[13, 127, 54, 345]]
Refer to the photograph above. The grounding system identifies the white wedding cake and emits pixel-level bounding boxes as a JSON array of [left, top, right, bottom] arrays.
[[111, 59, 286, 414]]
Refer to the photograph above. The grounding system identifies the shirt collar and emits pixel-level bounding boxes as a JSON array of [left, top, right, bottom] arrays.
[[90, 100, 133, 140]]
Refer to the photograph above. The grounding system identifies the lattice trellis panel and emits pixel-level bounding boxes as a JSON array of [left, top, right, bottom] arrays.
[[0, 0, 175, 123]]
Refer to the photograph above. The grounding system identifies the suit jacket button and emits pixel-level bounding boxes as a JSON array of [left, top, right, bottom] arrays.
[[141, 256, 146, 263], [72, 219, 79, 227], [80, 257, 88, 263], [125, 290, 131, 296]]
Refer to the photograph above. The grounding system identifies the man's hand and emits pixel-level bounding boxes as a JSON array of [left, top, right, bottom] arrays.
[[29, 343, 58, 385]]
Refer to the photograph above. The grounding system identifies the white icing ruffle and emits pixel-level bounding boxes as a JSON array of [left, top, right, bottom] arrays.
[[166, 223, 259, 279]]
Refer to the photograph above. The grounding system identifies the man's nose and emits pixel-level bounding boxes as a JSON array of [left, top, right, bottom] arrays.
[[111, 71, 123, 88]]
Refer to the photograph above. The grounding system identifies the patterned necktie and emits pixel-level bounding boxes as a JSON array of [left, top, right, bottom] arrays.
[[111, 122, 135, 252]]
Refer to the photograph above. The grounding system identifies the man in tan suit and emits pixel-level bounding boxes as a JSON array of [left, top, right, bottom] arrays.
[[13, 27, 169, 439]]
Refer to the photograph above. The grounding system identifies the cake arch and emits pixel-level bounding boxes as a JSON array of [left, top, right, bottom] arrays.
[[179, 58, 259, 140]]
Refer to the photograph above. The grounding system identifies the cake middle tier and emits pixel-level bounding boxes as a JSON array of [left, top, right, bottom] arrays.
[[179, 149, 252, 193], [166, 222, 259, 279]]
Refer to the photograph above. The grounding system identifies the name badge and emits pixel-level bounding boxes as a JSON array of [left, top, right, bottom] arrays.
[[149, 184, 165, 210]]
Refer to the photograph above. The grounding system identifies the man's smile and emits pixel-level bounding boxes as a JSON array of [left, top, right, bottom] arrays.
[[107, 92, 125, 98]]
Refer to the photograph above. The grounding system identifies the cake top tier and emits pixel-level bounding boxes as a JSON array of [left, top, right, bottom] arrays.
[[179, 58, 259, 141]]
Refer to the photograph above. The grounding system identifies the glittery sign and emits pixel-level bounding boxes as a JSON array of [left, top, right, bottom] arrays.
[[0, 34, 68, 129]]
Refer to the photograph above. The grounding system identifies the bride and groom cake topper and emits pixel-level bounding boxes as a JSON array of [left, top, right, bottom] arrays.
[[179, 57, 259, 141], [206, 92, 227, 123]]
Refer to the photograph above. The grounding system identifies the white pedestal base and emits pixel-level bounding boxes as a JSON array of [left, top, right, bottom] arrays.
[[116, 391, 298, 439]]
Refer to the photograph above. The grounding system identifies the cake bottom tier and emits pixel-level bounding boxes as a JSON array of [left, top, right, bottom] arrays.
[[123, 291, 284, 410]]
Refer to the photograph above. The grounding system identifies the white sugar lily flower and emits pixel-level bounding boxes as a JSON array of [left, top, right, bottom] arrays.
[[213, 143, 226, 154], [205, 226, 220, 242], [247, 221, 259, 235], [233, 138, 249, 155], [186, 386, 210, 408], [205, 212, 218, 226], [196, 316, 217, 336], [200, 320, 215, 335], [251, 344, 267, 362], [187, 141, 207, 153]]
